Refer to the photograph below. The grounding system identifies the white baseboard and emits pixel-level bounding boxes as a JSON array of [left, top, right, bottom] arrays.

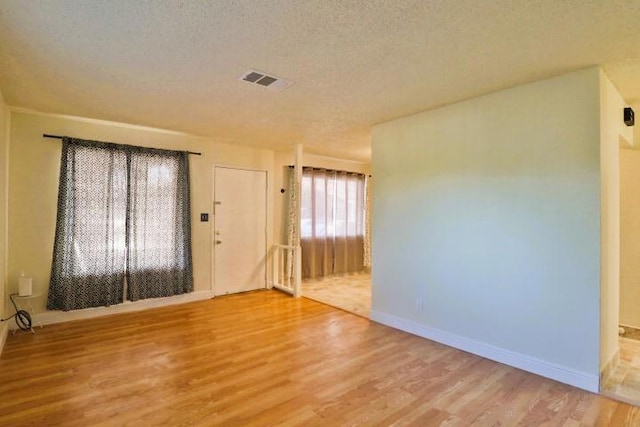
[[34, 290, 213, 327], [370, 310, 599, 393], [0, 322, 7, 356]]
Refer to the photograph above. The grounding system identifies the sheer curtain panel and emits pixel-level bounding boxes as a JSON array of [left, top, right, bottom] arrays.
[[300, 168, 365, 278]]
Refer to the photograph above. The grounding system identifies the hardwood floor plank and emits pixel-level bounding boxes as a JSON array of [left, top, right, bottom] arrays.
[[0, 290, 638, 426]]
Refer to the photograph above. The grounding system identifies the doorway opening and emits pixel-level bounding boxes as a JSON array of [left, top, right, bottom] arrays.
[[295, 167, 372, 317]]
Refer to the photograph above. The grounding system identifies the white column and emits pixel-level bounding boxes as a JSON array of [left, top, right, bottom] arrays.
[[294, 144, 303, 297]]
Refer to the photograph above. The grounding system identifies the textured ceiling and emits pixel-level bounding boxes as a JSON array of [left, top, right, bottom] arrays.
[[1, 1, 640, 161]]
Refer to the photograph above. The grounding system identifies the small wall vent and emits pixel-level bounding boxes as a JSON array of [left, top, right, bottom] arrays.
[[239, 69, 294, 92]]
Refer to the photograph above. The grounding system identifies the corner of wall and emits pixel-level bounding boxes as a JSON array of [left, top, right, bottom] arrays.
[[600, 68, 634, 149], [0, 93, 8, 324], [371, 310, 600, 393], [598, 69, 624, 374], [0, 322, 7, 355]]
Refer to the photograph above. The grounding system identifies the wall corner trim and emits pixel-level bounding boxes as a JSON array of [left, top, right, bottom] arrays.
[[370, 310, 599, 393], [0, 322, 8, 356], [600, 347, 620, 386]]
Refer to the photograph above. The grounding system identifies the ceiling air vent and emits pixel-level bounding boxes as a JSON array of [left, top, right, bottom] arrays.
[[239, 69, 294, 92]]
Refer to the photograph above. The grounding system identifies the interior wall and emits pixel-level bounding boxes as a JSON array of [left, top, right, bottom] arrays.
[[371, 67, 602, 390], [620, 148, 640, 329], [0, 91, 8, 329], [599, 70, 632, 372], [272, 150, 370, 245], [8, 111, 275, 315]]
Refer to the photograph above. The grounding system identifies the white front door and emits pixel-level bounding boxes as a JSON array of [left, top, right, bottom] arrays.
[[213, 166, 267, 296]]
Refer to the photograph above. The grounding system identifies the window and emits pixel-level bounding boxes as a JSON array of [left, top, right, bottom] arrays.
[[299, 168, 365, 278], [48, 138, 193, 311]]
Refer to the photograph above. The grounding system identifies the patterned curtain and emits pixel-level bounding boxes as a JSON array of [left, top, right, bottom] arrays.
[[48, 139, 128, 311], [48, 138, 193, 311], [363, 175, 372, 269], [285, 167, 298, 283], [126, 148, 193, 301]]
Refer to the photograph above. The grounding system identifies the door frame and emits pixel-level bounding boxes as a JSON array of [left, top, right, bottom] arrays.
[[210, 164, 268, 296]]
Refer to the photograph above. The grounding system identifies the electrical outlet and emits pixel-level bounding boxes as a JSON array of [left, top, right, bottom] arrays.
[[415, 297, 423, 313]]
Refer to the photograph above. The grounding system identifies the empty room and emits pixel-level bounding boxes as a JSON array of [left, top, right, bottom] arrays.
[[3, 1, 640, 425]]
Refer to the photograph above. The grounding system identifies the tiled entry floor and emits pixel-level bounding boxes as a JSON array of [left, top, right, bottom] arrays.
[[302, 272, 371, 318], [602, 337, 640, 406]]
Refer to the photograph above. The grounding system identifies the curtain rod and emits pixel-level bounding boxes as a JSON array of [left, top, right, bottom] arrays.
[[287, 165, 371, 177], [43, 134, 202, 156]]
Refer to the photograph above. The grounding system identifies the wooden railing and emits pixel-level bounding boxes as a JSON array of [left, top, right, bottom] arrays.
[[272, 244, 301, 297]]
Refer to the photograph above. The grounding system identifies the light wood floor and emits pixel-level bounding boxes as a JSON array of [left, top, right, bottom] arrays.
[[1, 290, 639, 426]]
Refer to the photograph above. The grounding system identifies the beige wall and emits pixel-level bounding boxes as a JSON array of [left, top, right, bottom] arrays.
[[620, 148, 640, 328], [0, 91, 8, 325], [272, 150, 370, 244], [8, 111, 275, 314], [372, 67, 602, 391]]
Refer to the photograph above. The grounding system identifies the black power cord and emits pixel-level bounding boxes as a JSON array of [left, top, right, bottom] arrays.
[[0, 293, 32, 331]]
